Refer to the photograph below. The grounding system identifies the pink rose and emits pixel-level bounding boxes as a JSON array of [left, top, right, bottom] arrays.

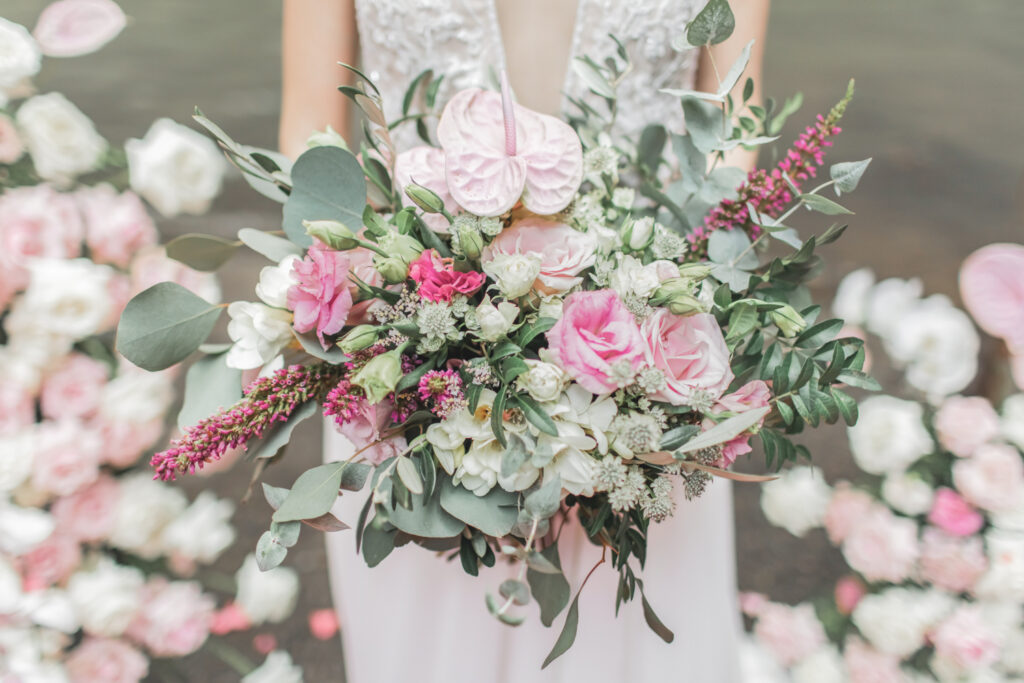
[[841, 506, 918, 582], [77, 186, 158, 268], [928, 487, 984, 537], [347, 245, 385, 324], [844, 637, 907, 683], [407, 249, 484, 303], [0, 114, 24, 164], [953, 442, 1024, 513], [394, 146, 458, 233], [711, 380, 771, 466], [546, 289, 646, 395], [834, 575, 866, 615], [253, 633, 278, 655], [31, 420, 102, 496], [308, 608, 340, 640], [40, 353, 109, 421], [931, 606, 1000, 673], [0, 380, 35, 436], [335, 399, 407, 465], [19, 533, 82, 590], [64, 637, 148, 683], [960, 243, 1024, 352], [751, 602, 827, 667], [103, 273, 133, 328], [51, 474, 119, 542], [94, 418, 163, 468], [129, 246, 220, 302], [287, 239, 353, 346], [641, 310, 733, 406], [127, 579, 214, 657], [919, 527, 988, 593], [482, 218, 596, 295], [934, 396, 1000, 457], [33, 0, 127, 57], [209, 602, 251, 635], [824, 484, 875, 544], [738, 591, 768, 617]]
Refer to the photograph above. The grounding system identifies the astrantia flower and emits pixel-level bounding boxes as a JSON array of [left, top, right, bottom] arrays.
[[611, 412, 662, 458], [582, 136, 620, 185]]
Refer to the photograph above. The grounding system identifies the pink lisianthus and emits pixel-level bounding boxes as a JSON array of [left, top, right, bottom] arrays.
[[127, 579, 215, 657], [32, 0, 127, 57], [751, 602, 827, 667], [77, 185, 158, 269], [287, 239, 353, 347], [824, 483, 875, 543], [959, 243, 1024, 352], [19, 533, 82, 590], [252, 633, 278, 655], [952, 442, 1024, 513], [64, 637, 149, 683], [394, 146, 459, 234], [928, 487, 984, 537], [931, 606, 1001, 673], [710, 380, 771, 466], [40, 353, 109, 421], [31, 420, 102, 497], [546, 289, 646, 395], [843, 638, 907, 683], [408, 249, 484, 303], [335, 399, 408, 465], [919, 526, 988, 593], [51, 474, 119, 542], [934, 395, 1000, 457], [834, 575, 866, 615], [640, 310, 733, 406], [482, 218, 596, 295], [0, 114, 24, 164], [841, 506, 918, 582]]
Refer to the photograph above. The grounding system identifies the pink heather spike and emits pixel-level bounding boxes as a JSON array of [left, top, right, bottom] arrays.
[[500, 69, 517, 157]]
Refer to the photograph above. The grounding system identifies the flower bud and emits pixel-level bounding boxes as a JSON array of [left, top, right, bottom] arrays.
[[770, 304, 807, 337], [304, 219, 358, 250], [306, 125, 349, 151], [404, 183, 446, 214], [475, 296, 518, 341], [374, 256, 409, 284], [665, 294, 704, 316], [481, 254, 541, 299], [676, 263, 713, 282], [339, 325, 379, 354], [351, 348, 404, 403], [379, 232, 424, 265], [516, 360, 568, 403], [455, 224, 484, 261], [622, 216, 655, 251]]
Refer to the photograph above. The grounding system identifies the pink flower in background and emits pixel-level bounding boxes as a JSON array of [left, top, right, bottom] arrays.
[[834, 575, 866, 615], [844, 638, 906, 683], [31, 420, 102, 496], [751, 602, 827, 667], [841, 506, 918, 582], [394, 146, 458, 233], [40, 353, 109, 420], [104, 272, 133, 328], [712, 380, 771, 466], [482, 219, 597, 295], [641, 310, 734, 405], [94, 417, 164, 468], [209, 602, 251, 635], [960, 243, 1024, 352], [408, 249, 484, 302], [19, 533, 82, 590], [252, 633, 278, 655], [309, 608, 340, 640], [919, 527, 988, 593], [1013, 352, 1024, 391], [334, 399, 407, 465], [51, 474, 119, 542], [739, 591, 769, 617], [127, 579, 214, 657], [928, 487, 984, 537], [0, 380, 35, 436], [130, 246, 221, 302], [33, 0, 126, 57], [64, 637, 148, 683], [0, 114, 24, 163], [953, 442, 1024, 513], [546, 290, 646, 395], [77, 185, 158, 268], [288, 240, 353, 346], [934, 395, 1000, 457], [931, 606, 1000, 673]]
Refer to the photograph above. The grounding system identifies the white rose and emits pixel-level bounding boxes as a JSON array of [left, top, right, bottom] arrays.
[[847, 395, 933, 474], [243, 651, 304, 683], [1001, 394, 1024, 451], [161, 491, 236, 564], [0, 18, 41, 93], [126, 118, 225, 217], [831, 267, 875, 326], [517, 360, 568, 403], [865, 276, 923, 340], [0, 499, 54, 554], [108, 472, 188, 559], [538, 296, 564, 321], [16, 93, 106, 182], [790, 646, 845, 683], [17, 589, 78, 634], [881, 471, 935, 516], [759, 466, 831, 537], [99, 369, 175, 424], [953, 443, 1024, 513], [608, 255, 664, 299], [255, 254, 300, 309], [1002, 629, 1024, 675], [624, 216, 655, 251], [18, 259, 113, 340], [482, 253, 542, 299], [975, 529, 1024, 601], [0, 428, 35, 492], [67, 559, 144, 637], [475, 296, 518, 341], [226, 301, 294, 370], [852, 587, 952, 657], [235, 554, 299, 624]]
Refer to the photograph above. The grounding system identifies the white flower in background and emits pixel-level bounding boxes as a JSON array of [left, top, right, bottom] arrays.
[[0, 18, 41, 94], [0, 499, 54, 554], [474, 296, 518, 341], [517, 360, 569, 403], [243, 651, 304, 683], [32, 0, 127, 57], [953, 443, 1024, 513], [161, 491, 236, 564], [126, 118, 225, 216], [98, 368, 175, 424], [738, 636, 789, 683], [760, 466, 831, 537], [831, 267, 875, 326], [108, 472, 188, 559], [851, 587, 952, 657], [67, 558, 144, 637], [1002, 629, 1024, 675], [225, 301, 294, 370], [16, 92, 106, 182], [0, 555, 22, 613], [17, 258, 113, 340], [255, 254, 300, 309], [0, 428, 36, 493], [0, 627, 71, 683], [864, 276, 923, 340], [1001, 394, 1024, 451], [847, 395, 933, 474], [17, 589, 78, 634], [975, 529, 1024, 601], [235, 554, 299, 624], [790, 645, 845, 683], [991, 496, 1024, 532], [881, 470, 934, 516], [481, 253, 542, 299]]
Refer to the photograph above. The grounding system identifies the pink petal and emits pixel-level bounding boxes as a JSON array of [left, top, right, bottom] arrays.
[[33, 0, 126, 58], [445, 147, 527, 217], [394, 146, 458, 233], [516, 112, 584, 215], [960, 243, 1024, 351]]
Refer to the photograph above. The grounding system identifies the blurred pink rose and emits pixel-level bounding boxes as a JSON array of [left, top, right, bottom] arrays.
[[919, 527, 988, 593], [1013, 352, 1024, 391], [94, 417, 164, 468], [393, 146, 458, 233], [19, 533, 82, 590], [711, 380, 771, 466], [483, 218, 596, 295], [928, 487, 984, 537], [842, 506, 919, 582], [77, 185, 158, 268], [738, 591, 768, 617], [546, 290, 645, 395], [844, 637, 907, 683], [308, 608, 340, 640], [407, 248, 484, 303], [934, 396, 1000, 457], [288, 240, 353, 347], [64, 637, 148, 683], [40, 353, 109, 421], [824, 484, 875, 544], [103, 272, 133, 328], [31, 420, 102, 496], [51, 474, 119, 542], [127, 579, 214, 657], [0, 114, 24, 164], [641, 310, 733, 405], [33, 0, 126, 57], [931, 606, 1000, 673], [752, 602, 826, 667], [0, 380, 35, 436], [209, 602, 251, 635], [960, 243, 1024, 352], [834, 575, 866, 615], [335, 399, 407, 465], [953, 442, 1024, 513], [129, 246, 220, 302], [252, 633, 278, 655]]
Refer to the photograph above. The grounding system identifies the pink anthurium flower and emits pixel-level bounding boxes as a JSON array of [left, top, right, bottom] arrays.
[[393, 146, 458, 234], [33, 0, 126, 58], [437, 72, 583, 217], [959, 243, 1024, 352]]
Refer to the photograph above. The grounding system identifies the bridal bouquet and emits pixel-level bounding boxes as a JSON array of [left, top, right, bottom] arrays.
[[0, 3, 301, 681], [745, 247, 1024, 682], [118, 2, 873, 663]]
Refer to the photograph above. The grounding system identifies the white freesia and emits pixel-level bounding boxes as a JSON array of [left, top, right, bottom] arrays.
[[161, 490, 236, 564], [759, 466, 831, 537], [126, 118, 225, 216], [67, 559, 145, 637], [226, 301, 294, 370], [0, 18, 41, 93], [17, 259, 112, 340], [0, 428, 35, 492], [255, 254, 300, 309], [16, 93, 106, 182], [517, 360, 569, 403], [482, 253, 542, 299], [235, 553, 299, 624], [974, 529, 1024, 601], [608, 254, 672, 299], [474, 296, 518, 341], [557, 383, 617, 454], [851, 587, 952, 657], [454, 439, 504, 495], [831, 267, 875, 326], [108, 472, 188, 559], [0, 499, 54, 554], [243, 651, 304, 683], [847, 395, 933, 474], [98, 368, 175, 423], [881, 470, 935, 516], [542, 423, 599, 496], [864, 276, 923, 340], [537, 296, 564, 320], [1001, 394, 1024, 451], [790, 645, 845, 683]]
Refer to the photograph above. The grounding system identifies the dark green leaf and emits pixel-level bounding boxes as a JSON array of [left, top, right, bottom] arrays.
[[396, 357, 437, 393], [831, 388, 858, 425], [836, 370, 881, 391], [796, 319, 843, 349], [542, 592, 580, 669], [491, 340, 522, 361], [514, 394, 559, 437], [516, 317, 557, 348], [491, 386, 509, 448], [361, 517, 396, 567], [660, 424, 700, 451], [116, 283, 221, 371], [637, 125, 667, 173], [641, 593, 675, 643], [500, 579, 531, 606]]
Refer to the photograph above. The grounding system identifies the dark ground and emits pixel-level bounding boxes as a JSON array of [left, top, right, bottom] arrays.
[[5, 0, 1022, 680]]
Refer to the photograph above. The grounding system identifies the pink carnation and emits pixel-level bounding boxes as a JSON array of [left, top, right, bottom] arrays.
[[51, 474, 119, 542], [408, 248, 484, 303], [77, 185, 158, 268], [31, 420, 102, 497], [752, 602, 827, 667], [934, 396, 1000, 457], [334, 399, 408, 465], [931, 606, 1001, 673], [94, 417, 164, 468], [834, 575, 866, 615], [841, 506, 919, 582], [952, 442, 1024, 513], [959, 243, 1024, 352], [641, 310, 733, 406], [64, 637, 148, 683], [844, 637, 908, 683], [40, 353, 109, 421], [127, 579, 214, 657], [129, 246, 220, 302], [482, 218, 597, 295], [928, 487, 984, 537], [919, 527, 988, 593], [711, 380, 771, 466], [824, 484, 875, 544], [287, 239, 353, 346], [19, 533, 82, 590], [546, 289, 646, 395]]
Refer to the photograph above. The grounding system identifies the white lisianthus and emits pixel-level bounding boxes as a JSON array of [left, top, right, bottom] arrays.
[[852, 587, 952, 657], [18, 258, 113, 340], [1001, 394, 1024, 451], [847, 395, 933, 474], [538, 296, 564, 321], [864, 276, 923, 340], [482, 253, 542, 299], [608, 254, 672, 299], [881, 471, 935, 516], [67, 559, 145, 637], [0, 18, 41, 93], [235, 554, 299, 624], [790, 646, 845, 683], [474, 296, 518, 341], [454, 440, 503, 495], [225, 301, 294, 370], [0, 498, 54, 554], [16, 93, 106, 182], [974, 529, 1024, 601], [161, 491, 236, 564], [108, 472, 188, 559], [759, 466, 832, 537], [126, 118, 225, 216], [243, 651, 304, 683], [0, 428, 35, 493], [831, 267, 875, 326], [517, 360, 569, 403], [255, 254, 300, 309], [426, 392, 495, 474], [99, 369, 175, 424]]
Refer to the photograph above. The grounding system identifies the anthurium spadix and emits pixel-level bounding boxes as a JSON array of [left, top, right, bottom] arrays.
[[437, 71, 583, 217]]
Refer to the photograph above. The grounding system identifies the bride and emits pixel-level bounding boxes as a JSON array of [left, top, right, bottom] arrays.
[[279, 1, 769, 681]]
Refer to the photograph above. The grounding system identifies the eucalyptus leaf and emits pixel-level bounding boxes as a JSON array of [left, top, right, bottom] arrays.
[[396, 456, 424, 496], [382, 477, 465, 538], [801, 193, 854, 216], [238, 228, 304, 262], [707, 228, 758, 269], [438, 478, 518, 537], [677, 406, 771, 455], [527, 544, 570, 627], [270, 520, 301, 548], [641, 593, 675, 643], [341, 462, 372, 491], [542, 592, 580, 669], [685, 0, 735, 46], [830, 158, 872, 196], [294, 330, 349, 363], [710, 263, 752, 292], [361, 517, 397, 567], [250, 400, 318, 460], [283, 146, 367, 247], [165, 233, 239, 272], [500, 579, 531, 607], [681, 98, 724, 155], [302, 511, 351, 532], [525, 475, 562, 521], [572, 58, 614, 99], [272, 461, 347, 523], [715, 40, 753, 98], [177, 351, 242, 430], [262, 483, 289, 510], [255, 530, 288, 571], [116, 283, 221, 371]]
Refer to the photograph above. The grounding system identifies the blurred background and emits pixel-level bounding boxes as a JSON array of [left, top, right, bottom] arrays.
[[4, 0, 1021, 679]]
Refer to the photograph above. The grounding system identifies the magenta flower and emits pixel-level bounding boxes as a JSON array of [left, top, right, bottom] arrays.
[[407, 249, 484, 303], [417, 369, 466, 419], [287, 239, 353, 347]]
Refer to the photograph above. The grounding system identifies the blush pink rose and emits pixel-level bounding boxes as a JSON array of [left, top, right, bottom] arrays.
[[94, 417, 164, 468], [347, 245, 385, 324], [335, 399, 408, 465], [960, 243, 1024, 352], [711, 380, 771, 466], [0, 380, 35, 436], [834, 575, 866, 615], [127, 579, 214, 657], [483, 218, 596, 295], [33, 0, 127, 57], [209, 602, 251, 635], [824, 484, 876, 544], [308, 608, 340, 640], [19, 533, 82, 590], [546, 289, 646, 395], [934, 396, 1000, 457], [64, 637, 148, 683], [931, 606, 1000, 673], [0, 114, 24, 164], [841, 506, 919, 582], [738, 591, 768, 617], [129, 246, 220, 302], [77, 186, 158, 269], [407, 249, 484, 303], [953, 442, 1024, 513], [844, 638, 907, 683], [751, 602, 827, 667], [394, 146, 458, 234], [288, 239, 353, 346], [31, 420, 102, 497], [1012, 352, 1024, 391], [252, 633, 278, 655], [51, 474, 119, 542], [928, 487, 984, 537], [919, 526, 988, 593], [40, 353, 109, 421], [641, 310, 733, 406]]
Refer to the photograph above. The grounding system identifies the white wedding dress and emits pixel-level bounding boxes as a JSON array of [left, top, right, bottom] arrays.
[[324, 1, 743, 681]]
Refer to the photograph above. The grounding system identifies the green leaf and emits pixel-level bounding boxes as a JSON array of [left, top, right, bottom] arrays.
[[270, 520, 301, 548], [514, 394, 559, 437], [641, 593, 675, 643], [341, 462, 372, 491], [637, 125, 667, 173], [438, 478, 518, 537], [177, 351, 242, 430], [251, 400, 318, 459], [800, 193, 854, 216], [395, 357, 437, 393], [542, 592, 580, 669], [726, 303, 757, 342], [238, 228, 304, 262], [831, 388, 859, 425], [262, 483, 289, 510], [836, 370, 881, 391], [525, 475, 562, 521], [491, 340, 522, 361], [401, 69, 433, 116], [715, 40, 753, 98], [671, 133, 707, 181], [830, 158, 872, 196], [165, 233, 239, 272], [796, 319, 843, 349], [255, 530, 289, 570], [272, 462, 347, 522], [572, 57, 614, 99], [681, 98, 724, 154], [685, 0, 736, 46], [500, 579, 532, 606], [677, 407, 771, 454], [460, 537, 479, 576], [116, 283, 221, 371], [708, 229, 758, 269], [491, 386, 509, 448], [528, 544, 570, 627], [396, 456, 424, 496], [361, 517, 396, 567], [776, 400, 795, 426], [516, 317, 557, 347], [501, 435, 530, 478], [383, 477, 465, 538], [283, 146, 367, 247], [660, 424, 700, 451], [293, 330, 349, 363]]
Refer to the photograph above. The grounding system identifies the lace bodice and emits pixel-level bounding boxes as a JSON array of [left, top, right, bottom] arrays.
[[354, 0, 704, 149]]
